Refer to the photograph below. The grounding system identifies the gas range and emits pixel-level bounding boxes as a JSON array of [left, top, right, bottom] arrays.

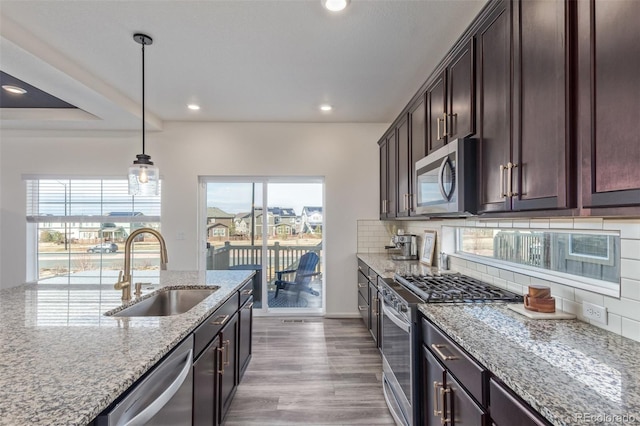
[[393, 272, 524, 304]]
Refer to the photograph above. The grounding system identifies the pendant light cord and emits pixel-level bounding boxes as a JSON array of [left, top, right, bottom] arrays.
[[141, 39, 146, 156]]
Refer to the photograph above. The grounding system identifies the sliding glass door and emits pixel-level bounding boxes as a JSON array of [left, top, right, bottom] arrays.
[[201, 177, 324, 314]]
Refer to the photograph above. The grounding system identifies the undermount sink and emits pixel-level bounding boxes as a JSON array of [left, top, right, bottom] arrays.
[[107, 288, 219, 317]]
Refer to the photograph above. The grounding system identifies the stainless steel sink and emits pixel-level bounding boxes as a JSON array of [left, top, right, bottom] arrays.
[[107, 288, 218, 317]]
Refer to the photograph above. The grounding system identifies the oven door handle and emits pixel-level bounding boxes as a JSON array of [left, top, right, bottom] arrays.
[[382, 302, 410, 333]]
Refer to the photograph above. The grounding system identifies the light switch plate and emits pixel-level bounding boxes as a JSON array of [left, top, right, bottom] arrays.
[[582, 301, 607, 325]]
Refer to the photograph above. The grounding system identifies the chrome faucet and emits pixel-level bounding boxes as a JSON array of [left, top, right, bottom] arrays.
[[114, 227, 168, 302]]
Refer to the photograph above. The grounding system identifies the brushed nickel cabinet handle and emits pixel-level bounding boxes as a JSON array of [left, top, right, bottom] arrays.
[[358, 283, 366, 288], [217, 346, 225, 375], [441, 386, 452, 425], [358, 305, 367, 311], [431, 343, 457, 361], [244, 302, 254, 310], [223, 339, 231, 366], [211, 314, 230, 326], [437, 117, 443, 140], [241, 289, 253, 295], [433, 381, 443, 417], [442, 112, 448, 137], [507, 162, 518, 197], [499, 164, 506, 198]]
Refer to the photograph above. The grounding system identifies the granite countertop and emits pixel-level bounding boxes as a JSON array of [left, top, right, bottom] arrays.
[[357, 253, 640, 426], [419, 304, 640, 426], [0, 270, 253, 426]]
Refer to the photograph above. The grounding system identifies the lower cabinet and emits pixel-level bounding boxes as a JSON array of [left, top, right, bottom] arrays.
[[218, 313, 238, 423], [419, 314, 550, 426], [238, 296, 253, 381], [369, 281, 380, 348], [193, 335, 220, 426]]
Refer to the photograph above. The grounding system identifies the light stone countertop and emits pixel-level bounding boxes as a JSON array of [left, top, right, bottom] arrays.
[[419, 303, 640, 426], [357, 253, 640, 426], [0, 270, 253, 426]]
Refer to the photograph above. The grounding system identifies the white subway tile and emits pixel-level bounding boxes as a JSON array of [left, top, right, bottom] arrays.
[[621, 239, 640, 260], [547, 281, 575, 301], [513, 273, 531, 287], [573, 217, 604, 230], [499, 269, 515, 282], [475, 264, 488, 274], [575, 289, 605, 306], [621, 278, 640, 302], [481, 273, 495, 284], [591, 312, 622, 335], [493, 277, 508, 289], [481, 221, 499, 228], [621, 318, 640, 343], [529, 219, 550, 229], [621, 259, 640, 280], [603, 297, 640, 322], [512, 220, 530, 228], [549, 218, 574, 229], [487, 266, 501, 277], [603, 219, 640, 239], [561, 299, 581, 318], [507, 282, 524, 294], [497, 220, 513, 228]]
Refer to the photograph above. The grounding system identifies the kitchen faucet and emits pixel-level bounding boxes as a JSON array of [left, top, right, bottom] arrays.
[[114, 227, 168, 302]]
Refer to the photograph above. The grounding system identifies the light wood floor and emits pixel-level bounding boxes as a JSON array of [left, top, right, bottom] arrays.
[[224, 317, 396, 425]]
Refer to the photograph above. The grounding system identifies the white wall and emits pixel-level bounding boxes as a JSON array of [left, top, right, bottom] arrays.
[[0, 122, 386, 316]]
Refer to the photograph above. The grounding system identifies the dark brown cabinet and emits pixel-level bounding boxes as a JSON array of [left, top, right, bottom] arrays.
[[489, 377, 550, 426], [193, 335, 220, 426], [578, 0, 640, 212], [357, 259, 381, 351], [427, 39, 475, 155], [238, 296, 253, 381], [379, 131, 397, 219], [368, 280, 380, 347], [477, 0, 572, 214], [218, 313, 238, 424], [396, 116, 411, 217]]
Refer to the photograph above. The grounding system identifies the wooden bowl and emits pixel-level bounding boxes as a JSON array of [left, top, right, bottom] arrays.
[[527, 285, 551, 299], [524, 295, 556, 313]]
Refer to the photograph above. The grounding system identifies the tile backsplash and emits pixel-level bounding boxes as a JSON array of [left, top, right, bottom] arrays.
[[357, 217, 640, 343]]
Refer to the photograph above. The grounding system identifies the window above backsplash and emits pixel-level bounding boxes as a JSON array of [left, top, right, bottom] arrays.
[[454, 228, 621, 297]]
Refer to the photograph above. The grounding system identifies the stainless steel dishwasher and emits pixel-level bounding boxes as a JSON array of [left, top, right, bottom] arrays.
[[97, 335, 194, 426]]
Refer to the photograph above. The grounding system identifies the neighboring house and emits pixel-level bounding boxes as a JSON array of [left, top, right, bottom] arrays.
[[301, 206, 323, 234], [206, 207, 234, 239], [275, 223, 293, 236], [233, 208, 276, 237], [234, 212, 251, 236]]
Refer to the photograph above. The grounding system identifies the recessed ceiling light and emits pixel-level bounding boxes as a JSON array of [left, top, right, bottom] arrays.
[[187, 104, 200, 111], [320, 104, 333, 112], [322, 0, 350, 12], [2, 85, 27, 95]]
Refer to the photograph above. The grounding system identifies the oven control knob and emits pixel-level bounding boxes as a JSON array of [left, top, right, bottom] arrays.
[[398, 304, 407, 313]]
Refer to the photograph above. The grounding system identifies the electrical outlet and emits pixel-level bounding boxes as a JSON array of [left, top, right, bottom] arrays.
[[582, 302, 608, 325]]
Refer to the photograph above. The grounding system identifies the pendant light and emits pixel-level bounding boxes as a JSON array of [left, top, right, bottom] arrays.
[[128, 33, 159, 196]]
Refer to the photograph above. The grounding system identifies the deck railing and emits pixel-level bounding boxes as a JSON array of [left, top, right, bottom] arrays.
[[206, 241, 322, 282]]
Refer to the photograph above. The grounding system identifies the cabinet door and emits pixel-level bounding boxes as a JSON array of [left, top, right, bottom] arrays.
[[238, 297, 253, 381], [422, 345, 446, 426], [427, 71, 447, 154], [218, 313, 238, 424], [387, 132, 398, 218], [368, 282, 379, 346], [409, 96, 427, 215], [512, 0, 572, 211], [447, 39, 475, 141], [397, 116, 411, 217], [193, 335, 220, 426], [444, 372, 487, 426], [476, 0, 512, 213], [358, 291, 370, 329], [578, 0, 640, 210], [489, 378, 550, 426], [379, 140, 389, 219]]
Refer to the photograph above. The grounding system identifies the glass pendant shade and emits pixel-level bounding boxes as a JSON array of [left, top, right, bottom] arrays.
[[128, 154, 159, 195]]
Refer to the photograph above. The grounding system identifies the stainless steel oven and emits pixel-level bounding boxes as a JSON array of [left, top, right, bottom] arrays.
[[379, 277, 421, 426], [414, 138, 477, 216]]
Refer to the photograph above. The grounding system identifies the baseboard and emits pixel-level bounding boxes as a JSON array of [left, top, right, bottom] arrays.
[[324, 313, 360, 319]]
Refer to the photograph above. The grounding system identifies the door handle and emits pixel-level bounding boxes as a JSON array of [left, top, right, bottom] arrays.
[[499, 164, 506, 198], [440, 386, 452, 425], [211, 314, 230, 326], [433, 381, 443, 417], [442, 112, 448, 138], [217, 345, 225, 375], [507, 162, 518, 197], [437, 117, 444, 140], [223, 339, 231, 366], [431, 344, 457, 361]]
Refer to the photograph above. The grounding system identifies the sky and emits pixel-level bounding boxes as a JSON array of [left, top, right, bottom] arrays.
[[206, 182, 323, 215]]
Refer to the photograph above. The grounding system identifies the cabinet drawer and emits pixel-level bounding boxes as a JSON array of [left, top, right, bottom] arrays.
[[489, 377, 550, 426], [357, 270, 369, 300], [358, 291, 369, 328], [193, 292, 239, 358], [422, 318, 487, 405], [238, 278, 254, 307]]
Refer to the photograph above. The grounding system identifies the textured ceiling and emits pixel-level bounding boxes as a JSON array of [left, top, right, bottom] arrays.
[[0, 0, 488, 130]]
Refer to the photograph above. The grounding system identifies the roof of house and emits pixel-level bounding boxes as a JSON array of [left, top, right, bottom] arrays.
[[268, 207, 296, 217], [207, 207, 234, 218], [302, 206, 322, 214]]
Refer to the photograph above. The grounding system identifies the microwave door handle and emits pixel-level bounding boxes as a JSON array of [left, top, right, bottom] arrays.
[[437, 157, 450, 200]]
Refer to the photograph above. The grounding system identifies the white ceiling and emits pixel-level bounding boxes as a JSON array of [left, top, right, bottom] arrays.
[[0, 0, 488, 130]]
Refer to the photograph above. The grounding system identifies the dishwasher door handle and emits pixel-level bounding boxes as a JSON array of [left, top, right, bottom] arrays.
[[123, 348, 193, 426]]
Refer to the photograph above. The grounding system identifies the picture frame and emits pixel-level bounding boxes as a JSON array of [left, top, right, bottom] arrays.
[[420, 231, 437, 266]]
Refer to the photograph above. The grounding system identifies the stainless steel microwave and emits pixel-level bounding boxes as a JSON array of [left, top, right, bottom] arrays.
[[414, 138, 477, 216]]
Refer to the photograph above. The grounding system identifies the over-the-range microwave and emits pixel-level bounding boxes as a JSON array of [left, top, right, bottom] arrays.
[[414, 138, 477, 216]]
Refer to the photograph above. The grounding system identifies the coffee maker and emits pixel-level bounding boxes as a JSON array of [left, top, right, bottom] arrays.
[[390, 234, 417, 260]]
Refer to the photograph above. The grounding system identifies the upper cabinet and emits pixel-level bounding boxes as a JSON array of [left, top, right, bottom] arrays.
[[379, 0, 640, 220], [578, 0, 640, 213], [427, 39, 475, 154], [477, 0, 573, 214]]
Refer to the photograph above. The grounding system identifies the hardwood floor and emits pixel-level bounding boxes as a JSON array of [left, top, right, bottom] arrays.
[[224, 317, 395, 425]]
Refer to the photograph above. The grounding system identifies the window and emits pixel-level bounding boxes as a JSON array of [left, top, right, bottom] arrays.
[[455, 227, 621, 296], [26, 178, 161, 283]]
